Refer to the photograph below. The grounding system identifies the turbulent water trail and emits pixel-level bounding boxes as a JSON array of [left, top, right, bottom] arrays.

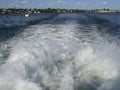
[[0, 13, 120, 90]]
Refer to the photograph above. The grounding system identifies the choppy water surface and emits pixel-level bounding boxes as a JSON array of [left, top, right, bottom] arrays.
[[0, 13, 120, 90]]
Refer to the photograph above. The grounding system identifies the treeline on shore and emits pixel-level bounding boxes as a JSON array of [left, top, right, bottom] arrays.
[[0, 8, 114, 14]]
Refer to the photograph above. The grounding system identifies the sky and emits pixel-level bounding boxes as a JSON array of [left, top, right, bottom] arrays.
[[0, 0, 120, 9]]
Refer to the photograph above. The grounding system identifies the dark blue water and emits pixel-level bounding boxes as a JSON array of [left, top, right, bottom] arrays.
[[0, 13, 120, 90], [0, 13, 120, 42]]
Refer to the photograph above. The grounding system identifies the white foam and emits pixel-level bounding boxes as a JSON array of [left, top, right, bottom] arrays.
[[0, 20, 120, 90]]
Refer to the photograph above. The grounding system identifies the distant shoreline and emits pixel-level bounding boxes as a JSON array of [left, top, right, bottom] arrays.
[[0, 8, 120, 14]]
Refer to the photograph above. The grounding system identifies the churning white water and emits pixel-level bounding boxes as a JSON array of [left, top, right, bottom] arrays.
[[0, 14, 120, 90]]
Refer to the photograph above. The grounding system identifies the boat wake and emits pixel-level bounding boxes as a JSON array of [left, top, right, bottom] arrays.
[[0, 14, 120, 90]]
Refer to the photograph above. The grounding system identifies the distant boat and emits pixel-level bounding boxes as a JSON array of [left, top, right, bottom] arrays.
[[25, 0, 30, 17], [25, 13, 30, 17]]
